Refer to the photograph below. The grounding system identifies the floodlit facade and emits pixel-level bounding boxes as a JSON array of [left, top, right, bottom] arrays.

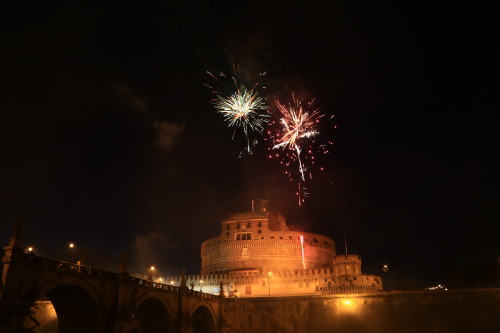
[[167, 207, 383, 297]]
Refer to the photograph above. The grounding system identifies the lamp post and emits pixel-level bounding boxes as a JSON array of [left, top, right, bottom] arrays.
[[68, 243, 76, 263], [148, 266, 155, 281], [383, 264, 390, 291], [266, 272, 272, 298]]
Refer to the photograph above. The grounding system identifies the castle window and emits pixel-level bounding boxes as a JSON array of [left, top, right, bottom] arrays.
[[258, 221, 262, 227], [236, 233, 252, 240], [289, 236, 292, 240], [271, 236, 274, 239], [258, 229, 262, 234], [226, 224, 230, 230], [247, 222, 251, 228], [236, 223, 240, 229], [279, 236, 283, 239], [313, 238, 318, 243]]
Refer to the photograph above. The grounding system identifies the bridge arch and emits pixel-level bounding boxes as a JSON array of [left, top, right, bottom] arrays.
[[31, 283, 103, 333], [190, 303, 217, 333], [134, 296, 174, 333]]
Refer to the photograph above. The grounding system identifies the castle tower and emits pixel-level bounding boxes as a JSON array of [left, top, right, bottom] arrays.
[[333, 254, 362, 276], [200, 211, 336, 274], [176, 209, 384, 297]]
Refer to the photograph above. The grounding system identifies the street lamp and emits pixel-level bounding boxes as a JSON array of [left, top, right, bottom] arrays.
[[27, 246, 33, 253], [148, 266, 155, 281], [266, 272, 272, 298], [68, 243, 76, 263], [382, 264, 390, 291]]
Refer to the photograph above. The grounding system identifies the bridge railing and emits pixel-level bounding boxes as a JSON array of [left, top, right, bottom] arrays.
[[129, 277, 181, 293], [21, 253, 118, 280], [127, 276, 219, 300], [188, 290, 219, 300], [17, 252, 220, 299]]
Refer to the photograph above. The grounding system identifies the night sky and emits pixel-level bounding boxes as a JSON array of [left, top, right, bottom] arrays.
[[1, 1, 498, 289]]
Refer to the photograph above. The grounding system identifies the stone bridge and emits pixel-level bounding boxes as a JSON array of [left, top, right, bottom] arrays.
[[2, 231, 500, 333], [0, 234, 222, 333]]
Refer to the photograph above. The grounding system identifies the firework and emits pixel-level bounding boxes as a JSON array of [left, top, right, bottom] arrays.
[[215, 86, 268, 136], [268, 93, 333, 205], [205, 65, 270, 154], [270, 94, 322, 181]]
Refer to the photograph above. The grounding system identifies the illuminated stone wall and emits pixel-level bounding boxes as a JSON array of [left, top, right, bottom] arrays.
[[333, 254, 362, 276], [183, 210, 384, 297], [201, 211, 336, 274], [220, 288, 500, 333], [166, 267, 382, 298]]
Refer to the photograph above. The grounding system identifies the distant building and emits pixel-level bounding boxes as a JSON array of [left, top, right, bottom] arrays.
[[167, 206, 382, 297]]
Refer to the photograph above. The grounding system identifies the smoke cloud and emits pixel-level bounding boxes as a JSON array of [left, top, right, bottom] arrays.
[[154, 121, 185, 151], [131, 231, 181, 277]]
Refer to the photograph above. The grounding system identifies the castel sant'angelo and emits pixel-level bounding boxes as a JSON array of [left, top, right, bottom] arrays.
[[167, 202, 383, 297]]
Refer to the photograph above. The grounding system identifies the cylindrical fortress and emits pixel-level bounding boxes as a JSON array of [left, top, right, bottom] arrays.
[[201, 211, 336, 274]]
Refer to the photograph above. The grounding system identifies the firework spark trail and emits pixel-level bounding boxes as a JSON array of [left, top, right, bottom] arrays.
[[272, 94, 322, 181], [268, 93, 333, 206], [205, 65, 270, 154]]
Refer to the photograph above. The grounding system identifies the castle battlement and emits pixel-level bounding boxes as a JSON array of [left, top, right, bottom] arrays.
[[165, 264, 382, 297], [162, 210, 383, 297]]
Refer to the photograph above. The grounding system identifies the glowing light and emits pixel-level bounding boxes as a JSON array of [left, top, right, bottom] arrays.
[[27, 246, 33, 253], [215, 87, 268, 134], [426, 284, 448, 291], [150, 266, 155, 271], [69, 243, 74, 249], [300, 235, 305, 269], [206, 64, 270, 154], [170, 280, 175, 285], [339, 298, 361, 314]]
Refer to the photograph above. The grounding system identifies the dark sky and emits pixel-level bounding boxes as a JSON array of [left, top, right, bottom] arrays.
[[1, 1, 497, 288]]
